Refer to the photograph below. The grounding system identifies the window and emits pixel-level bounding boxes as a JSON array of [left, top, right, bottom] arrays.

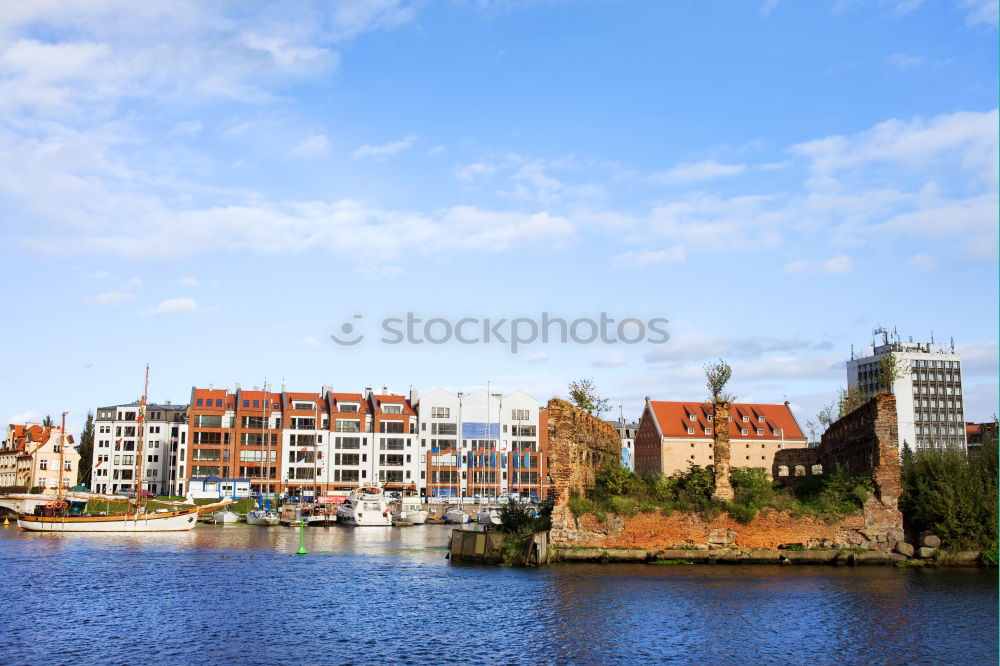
[[704, 428, 711, 435], [243, 400, 249, 407], [293, 401, 314, 410], [687, 427, 694, 434], [196, 399, 203, 406], [758, 415, 765, 422], [338, 403, 359, 412], [196, 414, 222, 428], [688, 413, 696, 421], [511, 409, 530, 421], [706, 415, 712, 422], [756, 429, 764, 436], [216, 399, 223, 406], [774, 428, 781, 436], [39, 460, 48, 470], [741, 428, 748, 435], [431, 407, 450, 418], [742, 415, 749, 422], [383, 405, 403, 414], [253, 400, 260, 408]]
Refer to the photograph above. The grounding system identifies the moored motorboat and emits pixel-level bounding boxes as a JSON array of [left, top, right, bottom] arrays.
[[390, 497, 428, 525], [17, 505, 200, 532], [246, 508, 280, 526], [336, 486, 391, 526]]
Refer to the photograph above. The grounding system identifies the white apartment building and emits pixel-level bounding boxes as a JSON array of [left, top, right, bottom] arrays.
[[847, 336, 966, 450], [606, 419, 638, 471], [92, 402, 188, 495], [417, 388, 543, 500]]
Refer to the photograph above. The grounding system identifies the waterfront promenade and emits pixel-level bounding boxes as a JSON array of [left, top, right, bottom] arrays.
[[1, 524, 995, 664]]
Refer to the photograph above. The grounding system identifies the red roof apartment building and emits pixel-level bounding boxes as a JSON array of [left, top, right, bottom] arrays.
[[187, 384, 419, 498], [634, 399, 808, 478]]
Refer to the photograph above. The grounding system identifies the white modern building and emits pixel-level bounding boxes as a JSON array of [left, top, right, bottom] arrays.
[[847, 335, 966, 450], [92, 402, 188, 495], [417, 388, 543, 500]]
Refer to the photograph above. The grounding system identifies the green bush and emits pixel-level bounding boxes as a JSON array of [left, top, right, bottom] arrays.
[[901, 435, 998, 551], [980, 550, 998, 567], [568, 495, 595, 517], [727, 501, 758, 524], [28, 486, 43, 494], [497, 499, 534, 534], [609, 496, 638, 517]]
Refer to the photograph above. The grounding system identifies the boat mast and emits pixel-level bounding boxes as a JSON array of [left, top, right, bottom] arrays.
[[133, 365, 149, 514], [56, 411, 68, 501]]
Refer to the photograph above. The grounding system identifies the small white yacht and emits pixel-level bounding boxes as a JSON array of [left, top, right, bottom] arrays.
[[390, 497, 428, 525], [476, 505, 501, 526], [213, 509, 240, 525], [336, 487, 391, 526], [246, 508, 280, 526], [444, 506, 471, 524]]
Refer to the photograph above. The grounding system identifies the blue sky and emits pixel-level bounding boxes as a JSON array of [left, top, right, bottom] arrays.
[[0, 0, 996, 436]]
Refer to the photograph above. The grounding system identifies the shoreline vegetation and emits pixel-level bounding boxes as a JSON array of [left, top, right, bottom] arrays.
[[546, 432, 998, 567]]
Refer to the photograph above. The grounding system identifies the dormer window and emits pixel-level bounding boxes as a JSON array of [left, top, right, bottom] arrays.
[[687, 427, 695, 434], [688, 413, 696, 421], [741, 428, 748, 435], [742, 415, 749, 422], [774, 428, 782, 436], [704, 428, 712, 435], [338, 403, 359, 413], [758, 415, 765, 422], [756, 429, 764, 436], [706, 415, 713, 422], [383, 405, 403, 414], [293, 401, 314, 410]]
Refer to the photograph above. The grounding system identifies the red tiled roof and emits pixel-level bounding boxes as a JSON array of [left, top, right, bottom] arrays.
[[647, 401, 805, 441]]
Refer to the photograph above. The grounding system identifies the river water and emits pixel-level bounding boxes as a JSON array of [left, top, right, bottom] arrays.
[[0, 524, 995, 665]]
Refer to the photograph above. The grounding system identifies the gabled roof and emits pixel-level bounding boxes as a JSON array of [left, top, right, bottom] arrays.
[[646, 401, 806, 441], [369, 393, 416, 416]]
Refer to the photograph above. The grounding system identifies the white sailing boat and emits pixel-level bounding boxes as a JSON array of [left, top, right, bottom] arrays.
[[17, 368, 202, 533], [212, 509, 240, 524], [336, 486, 391, 526], [444, 505, 471, 524]]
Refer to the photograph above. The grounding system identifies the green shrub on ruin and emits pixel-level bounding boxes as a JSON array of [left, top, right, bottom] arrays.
[[726, 501, 758, 524]]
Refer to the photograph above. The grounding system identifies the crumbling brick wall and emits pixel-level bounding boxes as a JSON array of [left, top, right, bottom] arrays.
[[546, 398, 621, 539], [772, 392, 902, 544]]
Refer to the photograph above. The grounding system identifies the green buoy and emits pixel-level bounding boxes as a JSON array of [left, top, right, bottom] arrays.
[[296, 517, 307, 555]]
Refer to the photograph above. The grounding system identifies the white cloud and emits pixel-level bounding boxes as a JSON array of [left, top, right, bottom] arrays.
[[302, 336, 319, 346], [907, 253, 940, 270], [822, 255, 852, 273], [888, 52, 927, 69], [6, 410, 41, 425], [592, 350, 626, 368], [170, 121, 203, 136], [289, 133, 330, 158], [180, 276, 201, 287], [141, 297, 199, 317], [761, 0, 780, 15], [128, 277, 142, 287], [955, 341, 999, 376], [614, 246, 686, 266], [427, 145, 446, 156], [84, 270, 110, 279], [352, 134, 416, 161], [525, 353, 548, 364], [651, 159, 746, 185], [958, 0, 999, 26], [783, 259, 810, 272], [83, 291, 135, 306]]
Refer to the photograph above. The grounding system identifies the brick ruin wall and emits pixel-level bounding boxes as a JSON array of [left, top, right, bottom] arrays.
[[546, 398, 621, 538], [549, 393, 903, 552]]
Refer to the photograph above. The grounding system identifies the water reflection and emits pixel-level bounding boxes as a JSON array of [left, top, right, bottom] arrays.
[[0, 525, 995, 665]]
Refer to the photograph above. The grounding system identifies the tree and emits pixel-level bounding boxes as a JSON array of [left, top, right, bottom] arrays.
[[76, 411, 95, 487], [42, 415, 53, 427], [567, 378, 610, 416], [877, 353, 907, 392], [816, 400, 837, 433], [837, 386, 867, 418], [704, 358, 735, 403]]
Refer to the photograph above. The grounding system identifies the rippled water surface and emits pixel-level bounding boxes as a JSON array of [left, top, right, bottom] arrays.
[[0, 524, 995, 664]]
